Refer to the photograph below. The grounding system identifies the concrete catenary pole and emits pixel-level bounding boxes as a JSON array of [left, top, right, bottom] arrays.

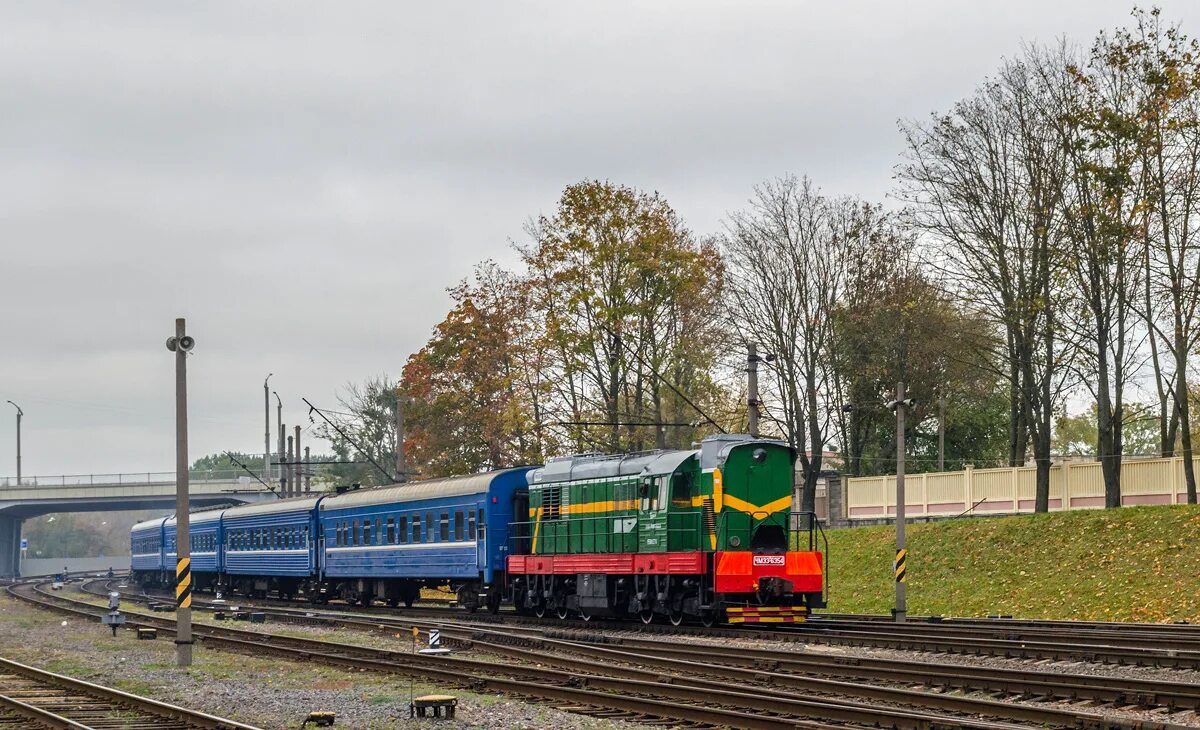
[[274, 392, 283, 491], [5, 401, 21, 486], [894, 381, 908, 623], [294, 425, 301, 497], [394, 389, 406, 483], [304, 446, 311, 493], [166, 318, 193, 667], [264, 374, 273, 484], [747, 344, 759, 438], [286, 435, 294, 498]]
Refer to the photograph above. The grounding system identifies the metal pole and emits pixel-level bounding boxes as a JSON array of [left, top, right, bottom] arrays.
[[894, 381, 907, 623], [938, 394, 945, 472], [274, 393, 283, 491], [747, 344, 759, 438], [294, 425, 301, 497], [5, 402, 21, 486], [286, 435, 294, 498], [264, 374, 273, 484], [395, 389, 406, 483], [168, 318, 193, 666]]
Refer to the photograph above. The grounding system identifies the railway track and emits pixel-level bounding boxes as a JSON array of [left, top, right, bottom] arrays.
[[76, 579, 1200, 729], [0, 653, 261, 730], [120, 572, 1200, 669], [136, 580, 1200, 669]]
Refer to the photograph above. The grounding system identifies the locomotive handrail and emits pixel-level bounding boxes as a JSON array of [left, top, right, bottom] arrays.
[[508, 509, 826, 558]]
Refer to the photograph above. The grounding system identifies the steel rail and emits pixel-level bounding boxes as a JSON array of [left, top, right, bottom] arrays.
[[15, 580, 1057, 730], [0, 653, 262, 730], [82, 580, 1200, 729]]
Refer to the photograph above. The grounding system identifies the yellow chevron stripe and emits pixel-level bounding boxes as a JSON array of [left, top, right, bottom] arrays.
[[721, 493, 792, 515], [176, 557, 190, 573]]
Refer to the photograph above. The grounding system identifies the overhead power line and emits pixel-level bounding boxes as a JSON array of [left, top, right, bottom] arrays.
[[303, 397, 396, 484]]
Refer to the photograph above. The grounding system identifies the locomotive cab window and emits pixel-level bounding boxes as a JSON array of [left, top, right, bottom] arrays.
[[671, 472, 693, 506]]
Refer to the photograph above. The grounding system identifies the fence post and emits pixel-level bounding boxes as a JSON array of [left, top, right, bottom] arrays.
[[1061, 461, 1071, 511], [1172, 456, 1181, 506], [920, 473, 929, 516], [1010, 468, 1018, 513], [963, 464, 974, 513]]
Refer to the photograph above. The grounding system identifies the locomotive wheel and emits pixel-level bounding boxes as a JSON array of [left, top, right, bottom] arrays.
[[555, 605, 569, 620], [668, 609, 684, 627], [534, 602, 547, 618], [579, 607, 592, 622], [700, 611, 716, 628], [639, 609, 655, 625]]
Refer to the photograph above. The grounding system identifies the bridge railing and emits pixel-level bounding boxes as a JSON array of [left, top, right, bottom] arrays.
[[0, 469, 258, 489]]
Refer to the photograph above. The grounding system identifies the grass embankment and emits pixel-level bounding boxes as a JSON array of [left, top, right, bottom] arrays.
[[825, 504, 1200, 623]]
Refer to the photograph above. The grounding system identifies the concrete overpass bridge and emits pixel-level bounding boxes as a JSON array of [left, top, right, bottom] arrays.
[[0, 469, 278, 577]]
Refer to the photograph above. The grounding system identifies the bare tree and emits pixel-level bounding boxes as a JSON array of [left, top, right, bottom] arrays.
[[722, 176, 854, 513], [1126, 9, 1200, 504], [898, 49, 1073, 511]]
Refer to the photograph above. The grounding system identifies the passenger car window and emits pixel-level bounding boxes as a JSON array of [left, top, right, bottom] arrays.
[[468, 511, 476, 540], [399, 516, 408, 544], [412, 515, 422, 542], [440, 512, 450, 541]]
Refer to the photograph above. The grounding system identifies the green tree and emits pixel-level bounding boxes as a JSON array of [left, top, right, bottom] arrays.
[[401, 262, 553, 478], [521, 180, 725, 454]]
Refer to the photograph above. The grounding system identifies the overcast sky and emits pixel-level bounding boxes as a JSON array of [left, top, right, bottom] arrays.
[[2, 1, 1196, 477]]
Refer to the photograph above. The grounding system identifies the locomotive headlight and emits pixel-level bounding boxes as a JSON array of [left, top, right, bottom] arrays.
[[752, 448, 767, 463], [730, 535, 741, 547]]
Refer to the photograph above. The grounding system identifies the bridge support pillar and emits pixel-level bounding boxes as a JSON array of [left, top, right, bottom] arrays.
[[0, 515, 21, 578]]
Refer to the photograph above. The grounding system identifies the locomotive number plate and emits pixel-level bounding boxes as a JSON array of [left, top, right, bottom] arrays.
[[752, 555, 786, 566]]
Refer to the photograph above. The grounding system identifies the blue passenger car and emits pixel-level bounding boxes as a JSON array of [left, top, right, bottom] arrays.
[[221, 496, 324, 598], [130, 517, 168, 582], [318, 468, 531, 609], [161, 510, 224, 591]]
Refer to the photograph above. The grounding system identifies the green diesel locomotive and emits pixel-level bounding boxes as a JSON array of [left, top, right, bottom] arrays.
[[506, 433, 827, 625]]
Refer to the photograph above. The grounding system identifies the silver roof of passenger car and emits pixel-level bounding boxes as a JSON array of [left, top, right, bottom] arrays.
[[221, 495, 322, 519], [163, 508, 224, 527], [131, 516, 168, 533], [320, 469, 526, 511]]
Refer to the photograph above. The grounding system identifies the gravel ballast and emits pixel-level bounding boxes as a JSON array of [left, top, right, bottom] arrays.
[[0, 590, 650, 729]]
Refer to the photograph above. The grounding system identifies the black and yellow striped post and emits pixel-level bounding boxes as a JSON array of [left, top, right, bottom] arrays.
[[894, 548, 907, 584], [176, 557, 192, 609], [167, 317, 194, 667]]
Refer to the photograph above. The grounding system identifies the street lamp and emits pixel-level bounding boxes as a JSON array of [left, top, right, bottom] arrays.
[[5, 401, 21, 486]]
